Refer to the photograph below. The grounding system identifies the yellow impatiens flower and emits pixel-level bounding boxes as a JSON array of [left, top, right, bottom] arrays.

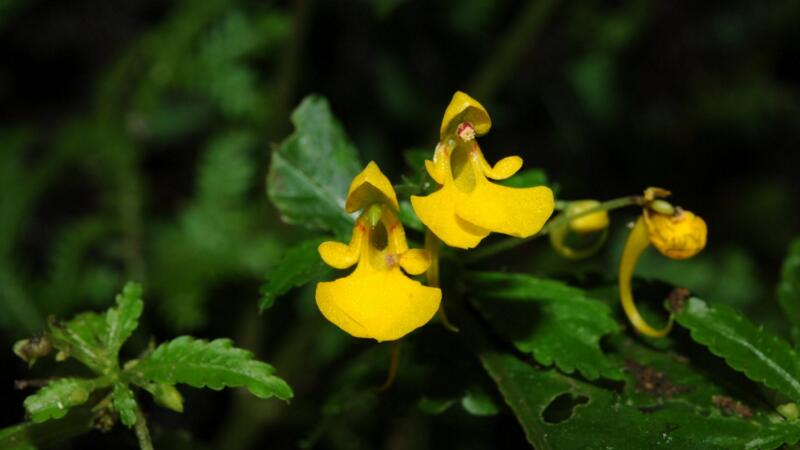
[[315, 162, 441, 342], [411, 91, 555, 249], [619, 188, 708, 338]]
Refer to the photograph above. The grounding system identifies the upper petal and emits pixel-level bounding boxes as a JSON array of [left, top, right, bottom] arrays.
[[345, 161, 399, 213], [411, 185, 489, 249], [456, 181, 554, 238], [315, 267, 441, 342], [440, 92, 491, 140]]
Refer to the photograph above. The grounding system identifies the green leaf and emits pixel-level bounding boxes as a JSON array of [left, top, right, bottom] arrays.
[[267, 96, 361, 237], [48, 312, 111, 374], [111, 383, 138, 427], [468, 272, 622, 380], [127, 336, 293, 401], [23, 379, 96, 423], [259, 237, 331, 312], [672, 297, 800, 403], [481, 352, 800, 450], [105, 282, 143, 360], [778, 238, 800, 326], [461, 388, 499, 416]]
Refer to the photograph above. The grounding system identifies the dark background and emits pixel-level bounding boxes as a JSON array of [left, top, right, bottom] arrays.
[[1, 0, 799, 449]]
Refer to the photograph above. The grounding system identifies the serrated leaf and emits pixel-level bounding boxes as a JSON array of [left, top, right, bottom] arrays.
[[126, 336, 292, 401], [778, 238, 800, 326], [267, 96, 361, 237], [48, 312, 111, 374], [23, 379, 95, 423], [468, 272, 622, 380], [259, 237, 330, 312], [111, 383, 137, 427], [673, 297, 800, 403], [481, 352, 800, 450], [105, 282, 143, 360]]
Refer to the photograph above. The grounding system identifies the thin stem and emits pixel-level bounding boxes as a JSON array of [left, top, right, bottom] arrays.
[[467, 0, 560, 99], [375, 341, 401, 391], [426, 229, 459, 332], [133, 405, 154, 450], [464, 195, 642, 263]]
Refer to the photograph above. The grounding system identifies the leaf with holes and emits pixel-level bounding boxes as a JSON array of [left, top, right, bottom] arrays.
[[125, 336, 292, 401], [267, 96, 361, 238], [672, 297, 800, 403], [259, 237, 331, 312], [481, 351, 800, 450], [468, 272, 622, 380]]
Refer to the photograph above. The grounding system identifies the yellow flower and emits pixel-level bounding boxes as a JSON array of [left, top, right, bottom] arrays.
[[619, 188, 708, 337], [411, 91, 555, 249], [315, 162, 441, 342]]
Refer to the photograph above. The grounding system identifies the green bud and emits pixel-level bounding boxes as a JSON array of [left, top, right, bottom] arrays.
[[649, 199, 676, 216], [145, 382, 184, 413], [778, 403, 799, 420]]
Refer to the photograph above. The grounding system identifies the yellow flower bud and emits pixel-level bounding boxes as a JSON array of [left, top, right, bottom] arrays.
[[644, 209, 707, 260], [565, 200, 610, 234]]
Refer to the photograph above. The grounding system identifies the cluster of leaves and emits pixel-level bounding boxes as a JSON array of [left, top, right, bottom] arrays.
[[0, 0, 294, 336], [263, 95, 800, 449], [2, 282, 290, 449]]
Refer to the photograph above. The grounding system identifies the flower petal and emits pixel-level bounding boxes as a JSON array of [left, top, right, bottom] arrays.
[[411, 185, 489, 249], [456, 181, 554, 238], [345, 161, 399, 213], [315, 267, 441, 342], [399, 249, 431, 275], [481, 155, 522, 180], [440, 91, 491, 139]]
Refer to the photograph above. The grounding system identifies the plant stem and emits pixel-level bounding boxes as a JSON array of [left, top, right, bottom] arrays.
[[133, 405, 154, 450], [464, 195, 642, 263], [468, 0, 561, 99]]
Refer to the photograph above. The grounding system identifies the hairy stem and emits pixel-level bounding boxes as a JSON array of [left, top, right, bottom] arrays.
[[133, 405, 154, 450]]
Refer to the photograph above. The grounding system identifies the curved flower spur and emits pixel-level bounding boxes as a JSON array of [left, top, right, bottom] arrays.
[[619, 187, 708, 337], [411, 92, 555, 249], [315, 162, 442, 342]]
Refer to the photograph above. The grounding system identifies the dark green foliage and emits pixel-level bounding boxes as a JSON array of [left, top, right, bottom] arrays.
[[127, 336, 292, 401], [267, 96, 362, 238], [779, 238, 800, 326], [259, 238, 331, 312], [672, 297, 800, 403], [9, 283, 290, 447], [468, 271, 622, 380], [481, 352, 800, 450]]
